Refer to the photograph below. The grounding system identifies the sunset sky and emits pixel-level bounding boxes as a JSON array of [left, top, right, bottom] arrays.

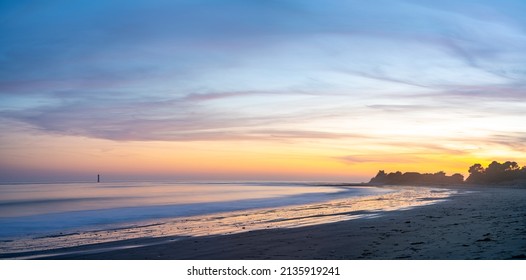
[[1, 0, 525, 182]]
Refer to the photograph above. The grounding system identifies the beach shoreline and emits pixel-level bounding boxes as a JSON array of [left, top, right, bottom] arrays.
[[2, 185, 525, 260], [0, 185, 444, 257]]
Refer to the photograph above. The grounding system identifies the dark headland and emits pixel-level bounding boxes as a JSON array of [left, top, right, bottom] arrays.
[[369, 161, 526, 186]]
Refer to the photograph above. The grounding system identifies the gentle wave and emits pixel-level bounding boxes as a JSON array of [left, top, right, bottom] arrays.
[[0, 182, 385, 239], [0, 186, 455, 257]]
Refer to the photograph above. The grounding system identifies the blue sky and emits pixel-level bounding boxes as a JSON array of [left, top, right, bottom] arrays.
[[1, 0, 526, 181]]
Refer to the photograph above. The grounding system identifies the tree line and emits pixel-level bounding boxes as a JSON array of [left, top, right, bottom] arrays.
[[466, 161, 526, 184], [369, 161, 526, 186]]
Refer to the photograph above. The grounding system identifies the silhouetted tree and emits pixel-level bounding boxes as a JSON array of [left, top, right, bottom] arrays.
[[369, 170, 464, 185], [466, 161, 526, 185], [450, 173, 464, 184], [466, 163, 485, 183]]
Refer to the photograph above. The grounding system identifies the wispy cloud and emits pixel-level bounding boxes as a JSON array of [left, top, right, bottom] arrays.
[[338, 155, 423, 164], [1, 91, 371, 141]]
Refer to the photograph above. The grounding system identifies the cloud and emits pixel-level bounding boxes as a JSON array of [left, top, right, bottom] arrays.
[[485, 132, 526, 152], [433, 84, 526, 100], [1, 0, 525, 147], [338, 155, 421, 164], [2, 0, 525, 94], [0, 91, 371, 141]]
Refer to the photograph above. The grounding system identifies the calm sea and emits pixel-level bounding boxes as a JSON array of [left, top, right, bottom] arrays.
[[0, 181, 387, 239]]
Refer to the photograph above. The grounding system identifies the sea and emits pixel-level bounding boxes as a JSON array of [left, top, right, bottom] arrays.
[[0, 181, 454, 257]]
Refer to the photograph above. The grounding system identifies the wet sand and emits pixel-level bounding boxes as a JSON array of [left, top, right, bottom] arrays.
[[4, 185, 526, 260]]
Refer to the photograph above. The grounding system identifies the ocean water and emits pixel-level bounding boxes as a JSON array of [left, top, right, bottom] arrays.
[[0, 182, 455, 256], [0, 182, 385, 239]]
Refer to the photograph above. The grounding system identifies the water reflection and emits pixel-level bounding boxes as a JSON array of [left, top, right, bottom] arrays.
[[0, 186, 454, 255]]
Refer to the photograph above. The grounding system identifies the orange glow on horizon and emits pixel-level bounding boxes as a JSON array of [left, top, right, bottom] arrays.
[[2, 128, 524, 183]]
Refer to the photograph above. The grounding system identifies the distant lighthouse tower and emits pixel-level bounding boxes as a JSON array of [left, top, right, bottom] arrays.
[[97, 174, 100, 183]]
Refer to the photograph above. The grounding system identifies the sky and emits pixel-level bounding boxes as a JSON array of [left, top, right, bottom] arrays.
[[1, 0, 526, 182]]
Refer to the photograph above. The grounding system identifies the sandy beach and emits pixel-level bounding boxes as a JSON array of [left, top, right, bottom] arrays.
[[3, 185, 524, 260]]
